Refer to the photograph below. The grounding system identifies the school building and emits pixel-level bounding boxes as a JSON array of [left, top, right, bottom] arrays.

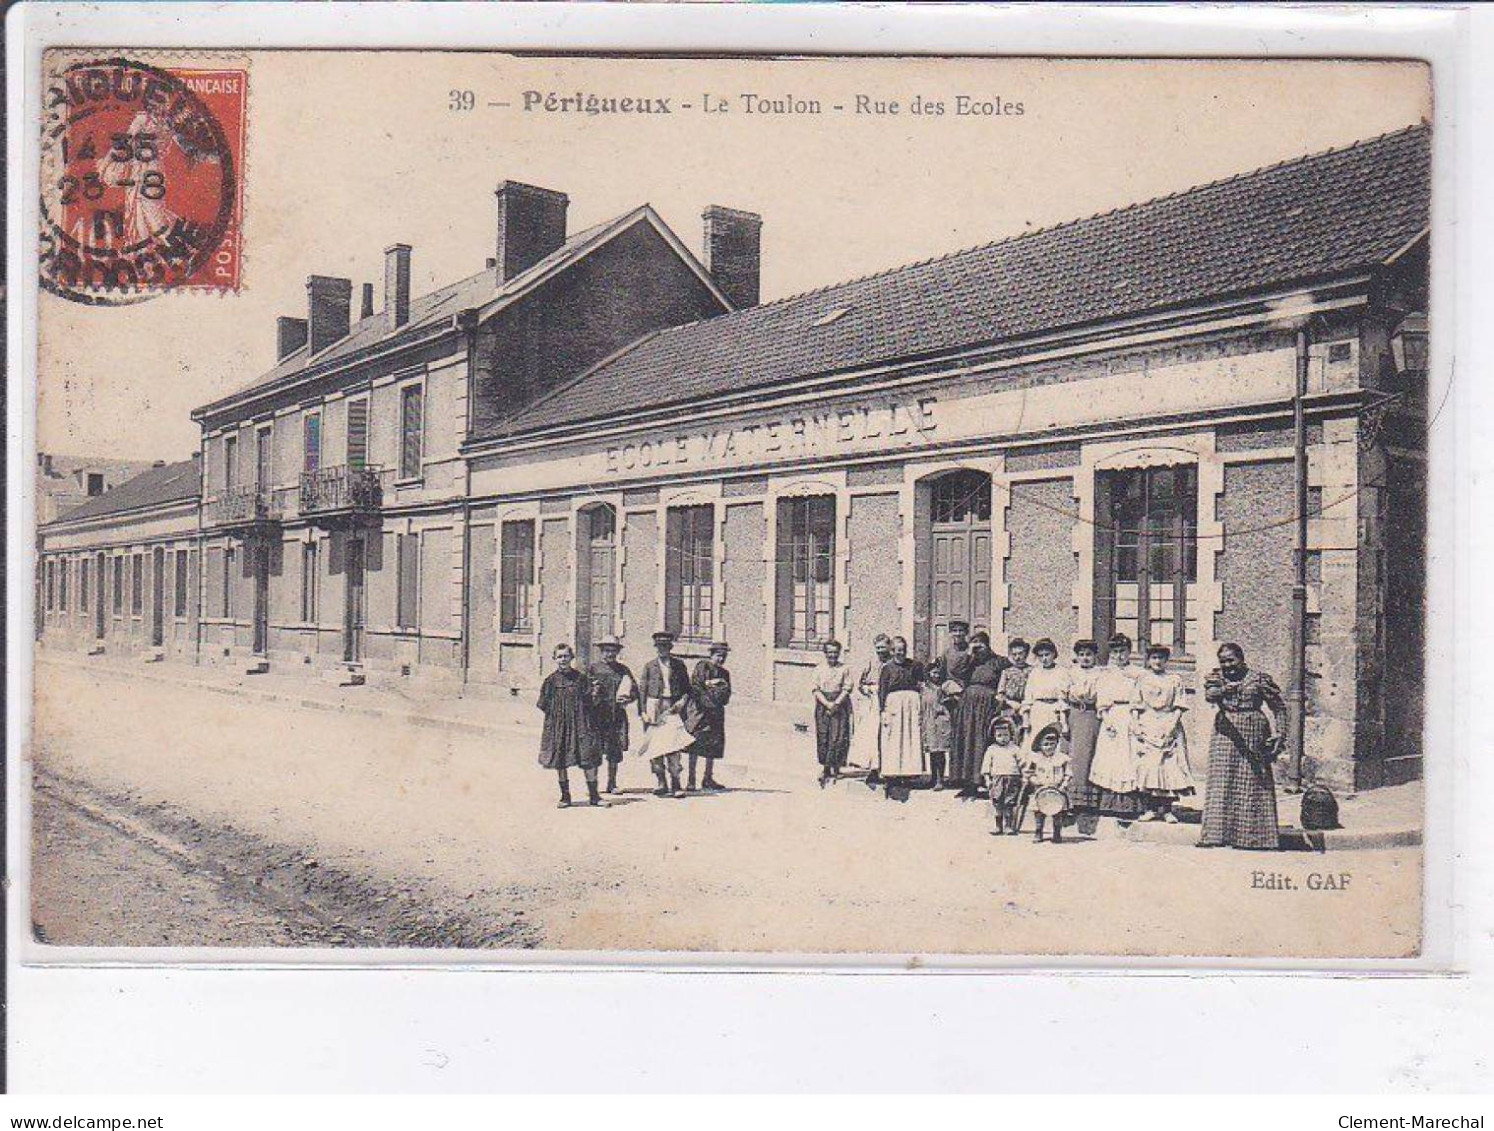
[[37, 125, 1431, 791]]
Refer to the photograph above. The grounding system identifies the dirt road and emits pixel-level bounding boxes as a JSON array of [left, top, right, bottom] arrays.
[[27, 661, 1423, 958]]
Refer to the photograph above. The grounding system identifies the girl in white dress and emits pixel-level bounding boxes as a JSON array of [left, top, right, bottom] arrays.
[[1085, 633, 1146, 820], [1020, 638, 1070, 742], [1131, 644, 1196, 822]]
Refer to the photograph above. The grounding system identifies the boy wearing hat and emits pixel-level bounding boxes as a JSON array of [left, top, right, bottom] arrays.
[[685, 641, 733, 791], [587, 634, 637, 794], [637, 631, 691, 797]]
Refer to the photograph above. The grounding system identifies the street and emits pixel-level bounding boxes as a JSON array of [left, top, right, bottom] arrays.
[[29, 661, 1422, 958]]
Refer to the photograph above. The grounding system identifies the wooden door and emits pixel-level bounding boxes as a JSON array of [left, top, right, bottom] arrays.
[[252, 542, 270, 655], [95, 551, 107, 638], [151, 547, 166, 647], [343, 536, 365, 663], [575, 506, 616, 663], [928, 472, 992, 657]]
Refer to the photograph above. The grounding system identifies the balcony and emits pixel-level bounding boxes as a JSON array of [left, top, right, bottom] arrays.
[[202, 485, 281, 535], [299, 465, 383, 528]]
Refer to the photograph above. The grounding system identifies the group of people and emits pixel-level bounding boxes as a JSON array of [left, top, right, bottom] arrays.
[[535, 630, 732, 808], [811, 621, 1290, 849], [538, 619, 1291, 851]]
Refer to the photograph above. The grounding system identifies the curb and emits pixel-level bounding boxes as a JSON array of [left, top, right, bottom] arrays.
[[1116, 818, 1421, 851]]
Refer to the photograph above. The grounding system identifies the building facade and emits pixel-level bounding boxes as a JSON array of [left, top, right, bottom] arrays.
[[38, 127, 1430, 790]]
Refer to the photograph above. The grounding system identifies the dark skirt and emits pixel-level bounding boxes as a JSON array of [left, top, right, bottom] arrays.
[[951, 683, 1002, 782], [1200, 709, 1280, 849], [1066, 706, 1102, 809], [815, 701, 852, 768], [691, 719, 727, 761]]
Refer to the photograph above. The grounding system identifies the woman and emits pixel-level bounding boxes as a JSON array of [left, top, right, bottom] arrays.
[[812, 638, 854, 787], [685, 641, 733, 792], [952, 631, 1006, 798], [877, 636, 927, 796], [537, 643, 605, 808], [850, 634, 893, 781], [1199, 642, 1287, 850], [1084, 633, 1146, 820], [1132, 643, 1195, 822], [1063, 639, 1103, 835]]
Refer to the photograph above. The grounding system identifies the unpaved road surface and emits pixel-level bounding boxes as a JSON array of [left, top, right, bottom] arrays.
[[27, 660, 1423, 958], [32, 767, 537, 948]]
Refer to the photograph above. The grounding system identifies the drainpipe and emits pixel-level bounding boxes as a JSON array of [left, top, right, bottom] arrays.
[[456, 309, 479, 686], [1285, 325, 1311, 790]]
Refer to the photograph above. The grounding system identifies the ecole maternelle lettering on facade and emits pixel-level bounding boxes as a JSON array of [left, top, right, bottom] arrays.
[[37, 126, 1430, 792]]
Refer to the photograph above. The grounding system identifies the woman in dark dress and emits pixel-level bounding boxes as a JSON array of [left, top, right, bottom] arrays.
[[685, 641, 733, 791], [1063, 638, 1104, 835], [952, 631, 1006, 799], [537, 643, 604, 808], [1198, 642, 1287, 850]]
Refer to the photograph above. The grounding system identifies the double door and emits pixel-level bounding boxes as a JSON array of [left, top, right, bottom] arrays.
[[574, 506, 616, 664]]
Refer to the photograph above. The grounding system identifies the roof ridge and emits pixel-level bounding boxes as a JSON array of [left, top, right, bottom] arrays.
[[698, 122, 1430, 325]]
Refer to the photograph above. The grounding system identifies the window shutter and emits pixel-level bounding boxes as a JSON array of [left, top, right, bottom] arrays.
[[400, 386, 423, 479], [775, 497, 795, 646], [664, 509, 684, 636], [397, 533, 420, 631], [346, 401, 368, 471]]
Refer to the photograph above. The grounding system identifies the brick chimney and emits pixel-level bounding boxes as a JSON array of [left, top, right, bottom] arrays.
[[702, 205, 762, 310], [360, 282, 375, 320], [384, 243, 412, 328], [306, 275, 352, 354], [277, 316, 309, 360], [494, 182, 568, 283]]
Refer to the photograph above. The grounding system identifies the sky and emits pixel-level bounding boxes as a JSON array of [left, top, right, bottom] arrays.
[[36, 53, 1431, 460]]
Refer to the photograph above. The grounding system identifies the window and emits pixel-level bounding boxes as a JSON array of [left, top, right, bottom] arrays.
[[174, 548, 189, 618], [79, 558, 91, 612], [399, 384, 424, 480], [130, 552, 144, 616], [396, 533, 419, 631], [776, 496, 835, 647], [932, 470, 993, 524], [1103, 464, 1198, 652], [223, 546, 236, 618], [112, 556, 124, 614], [223, 433, 238, 492], [666, 504, 715, 641], [303, 411, 322, 474], [346, 399, 369, 471], [59, 558, 69, 612], [255, 426, 273, 491], [499, 521, 535, 633], [301, 541, 319, 623], [86, 472, 104, 496], [45, 560, 55, 611]]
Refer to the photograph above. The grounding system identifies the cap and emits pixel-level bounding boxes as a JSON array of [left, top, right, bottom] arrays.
[[597, 634, 623, 650], [651, 630, 675, 644], [708, 640, 731, 654], [948, 619, 971, 632]]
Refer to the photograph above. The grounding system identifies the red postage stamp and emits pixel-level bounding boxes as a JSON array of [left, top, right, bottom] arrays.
[[39, 56, 247, 304]]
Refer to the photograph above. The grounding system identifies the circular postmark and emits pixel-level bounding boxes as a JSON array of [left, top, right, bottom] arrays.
[[39, 57, 237, 305]]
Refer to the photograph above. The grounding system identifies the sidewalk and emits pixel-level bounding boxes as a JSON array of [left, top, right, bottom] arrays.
[[37, 648, 1422, 851]]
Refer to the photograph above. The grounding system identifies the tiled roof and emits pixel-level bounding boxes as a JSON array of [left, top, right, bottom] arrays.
[[503, 124, 1430, 436], [197, 208, 648, 414], [48, 459, 201, 525]]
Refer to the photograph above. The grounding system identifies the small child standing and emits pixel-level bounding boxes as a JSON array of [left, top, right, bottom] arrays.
[[1023, 724, 1073, 844], [981, 714, 1025, 835]]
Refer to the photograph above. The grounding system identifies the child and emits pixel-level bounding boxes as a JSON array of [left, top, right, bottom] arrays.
[[1132, 644, 1195, 822], [1020, 637, 1070, 744], [981, 714, 1025, 835], [1023, 724, 1072, 844], [995, 637, 1032, 722]]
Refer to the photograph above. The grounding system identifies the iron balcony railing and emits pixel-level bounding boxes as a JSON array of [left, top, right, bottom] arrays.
[[299, 465, 383, 518], [202, 484, 282, 531]]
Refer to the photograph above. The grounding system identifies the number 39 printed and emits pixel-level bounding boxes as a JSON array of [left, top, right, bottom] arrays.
[[449, 89, 475, 111]]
